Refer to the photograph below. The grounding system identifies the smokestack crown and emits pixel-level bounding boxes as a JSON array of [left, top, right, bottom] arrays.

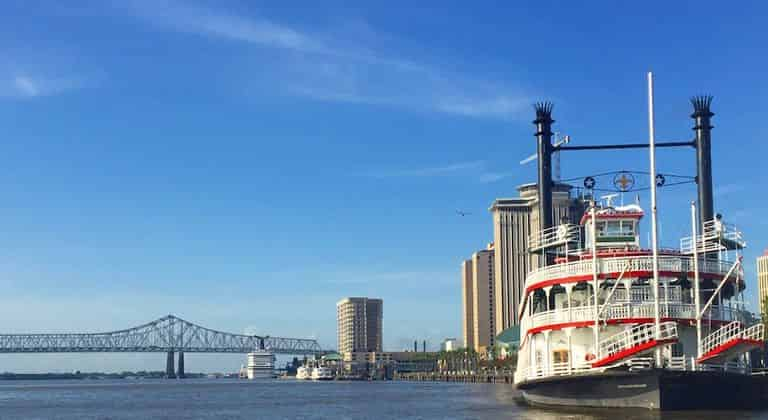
[[691, 95, 714, 120], [533, 102, 555, 125]]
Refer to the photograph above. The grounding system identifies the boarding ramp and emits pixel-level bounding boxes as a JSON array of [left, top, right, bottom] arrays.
[[591, 322, 678, 368], [697, 321, 764, 364]]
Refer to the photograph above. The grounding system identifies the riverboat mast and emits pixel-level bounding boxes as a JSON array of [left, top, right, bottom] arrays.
[[647, 72, 662, 361]]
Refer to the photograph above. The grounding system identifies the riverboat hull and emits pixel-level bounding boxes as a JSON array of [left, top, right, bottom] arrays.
[[517, 369, 768, 410]]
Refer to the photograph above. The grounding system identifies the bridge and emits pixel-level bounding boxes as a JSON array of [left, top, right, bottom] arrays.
[[0, 314, 323, 378]]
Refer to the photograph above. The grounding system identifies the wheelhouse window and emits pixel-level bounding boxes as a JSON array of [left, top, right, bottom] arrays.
[[596, 220, 635, 237]]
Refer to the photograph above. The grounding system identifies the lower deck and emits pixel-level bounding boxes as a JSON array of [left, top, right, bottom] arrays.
[[518, 369, 768, 410]]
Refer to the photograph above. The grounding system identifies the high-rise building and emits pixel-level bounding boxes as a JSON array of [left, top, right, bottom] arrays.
[[461, 259, 475, 350], [489, 183, 585, 333], [472, 244, 496, 352], [336, 297, 383, 354], [758, 251, 768, 309], [461, 244, 496, 353]]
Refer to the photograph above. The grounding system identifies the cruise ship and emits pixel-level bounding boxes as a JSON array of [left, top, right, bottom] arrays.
[[513, 77, 768, 409], [245, 351, 276, 379]]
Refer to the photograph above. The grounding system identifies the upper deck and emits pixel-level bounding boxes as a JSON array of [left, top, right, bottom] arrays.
[[524, 251, 743, 294]]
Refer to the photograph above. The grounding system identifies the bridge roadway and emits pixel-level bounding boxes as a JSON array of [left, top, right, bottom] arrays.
[[0, 314, 323, 378]]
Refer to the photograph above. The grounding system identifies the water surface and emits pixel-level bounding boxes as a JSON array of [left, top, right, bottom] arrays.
[[0, 379, 765, 419]]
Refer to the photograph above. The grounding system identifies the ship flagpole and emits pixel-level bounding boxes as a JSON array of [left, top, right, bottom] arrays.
[[647, 72, 662, 364], [691, 201, 702, 363], [591, 203, 599, 360]]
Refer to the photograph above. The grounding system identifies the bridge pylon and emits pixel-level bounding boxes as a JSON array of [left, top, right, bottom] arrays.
[[178, 351, 185, 379], [166, 351, 176, 379]]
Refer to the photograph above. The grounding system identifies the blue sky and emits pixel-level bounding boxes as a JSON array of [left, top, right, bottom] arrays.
[[0, 0, 767, 372]]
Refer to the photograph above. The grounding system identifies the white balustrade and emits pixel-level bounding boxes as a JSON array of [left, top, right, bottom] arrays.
[[700, 321, 741, 357], [598, 321, 677, 363], [668, 356, 687, 371], [744, 324, 765, 341], [525, 255, 740, 291], [524, 302, 744, 333], [612, 285, 681, 303]]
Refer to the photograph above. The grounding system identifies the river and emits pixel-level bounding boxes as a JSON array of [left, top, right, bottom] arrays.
[[0, 379, 765, 419]]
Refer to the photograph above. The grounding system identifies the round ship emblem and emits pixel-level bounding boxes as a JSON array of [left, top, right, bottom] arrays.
[[613, 172, 635, 192]]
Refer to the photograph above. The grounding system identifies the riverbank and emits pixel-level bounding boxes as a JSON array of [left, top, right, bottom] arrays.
[[395, 372, 514, 384]]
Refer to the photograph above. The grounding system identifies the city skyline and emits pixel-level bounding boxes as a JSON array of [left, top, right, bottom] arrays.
[[1, 1, 767, 372]]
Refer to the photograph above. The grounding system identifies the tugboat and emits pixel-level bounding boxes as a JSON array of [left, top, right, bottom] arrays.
[[513, 74, 767, 410]]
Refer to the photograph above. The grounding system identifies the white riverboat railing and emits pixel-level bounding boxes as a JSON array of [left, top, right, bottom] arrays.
[[528, 224, 581, 251], [744, 324, 765, 342], [522, 302, 743, 333], [525, 255, 741, 291], [699, 361, 748, 374], [627, 357, 655, 371], [700, 322, 765, 361], [668, 356, 689, 371], [680, 219, 746, 254], [597, 322, 677, 365], [701, 321, 741, 357], [612, 285, 681, 302], [514, 361, 595, 382]]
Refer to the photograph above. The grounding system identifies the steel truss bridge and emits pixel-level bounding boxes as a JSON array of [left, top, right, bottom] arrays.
[[0, 315, 323, 377]]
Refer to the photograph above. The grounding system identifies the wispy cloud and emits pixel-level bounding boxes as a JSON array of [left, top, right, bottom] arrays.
[[478, 171, 516, 183], [0, 66, 85, 98], [126, 0, 327, 55], [369, 161, 485, 178], [366, 160, 517, 184], [1, 73, 83, 98], [122, 0, 532, 119], [437, 96, 531, 119], [13, 75, 40, 96]]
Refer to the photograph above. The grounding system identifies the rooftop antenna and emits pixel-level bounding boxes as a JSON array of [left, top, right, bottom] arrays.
[[520, 132, 571, 182]]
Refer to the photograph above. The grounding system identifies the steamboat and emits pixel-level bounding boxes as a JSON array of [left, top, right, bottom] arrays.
[[513, 74, 767, 410]]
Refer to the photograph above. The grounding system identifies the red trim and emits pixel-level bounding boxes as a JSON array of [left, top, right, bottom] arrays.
[[591, 338, 676, 368], [527, 320, 595, 335], [697, 338, 764, 363], [521, 318, 730, 346], [524, 270, 733, 296], [580, 212, 644, 225], [577, 250, 682, 259]]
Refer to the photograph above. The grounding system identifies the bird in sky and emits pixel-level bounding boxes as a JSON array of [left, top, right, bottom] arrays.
[[456, 210, 472, 217]]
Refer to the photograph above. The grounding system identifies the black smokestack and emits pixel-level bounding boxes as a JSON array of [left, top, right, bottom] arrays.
[[534, 102, 555, 233], [692, 96, 714, 227]]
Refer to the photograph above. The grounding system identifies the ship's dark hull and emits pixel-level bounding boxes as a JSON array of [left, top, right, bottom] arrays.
[[517, 370, 768, 410]]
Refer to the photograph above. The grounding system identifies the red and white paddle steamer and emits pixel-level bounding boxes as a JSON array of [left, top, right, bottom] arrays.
[[514, 75, 766, 409]]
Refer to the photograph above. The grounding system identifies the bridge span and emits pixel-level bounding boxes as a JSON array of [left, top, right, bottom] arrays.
[[0, 314, 323, 377]]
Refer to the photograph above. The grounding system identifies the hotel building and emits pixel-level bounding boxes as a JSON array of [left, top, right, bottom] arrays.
[[337, 297, 383, 354], [758, 251, 768, 309], [461, 259, 475, 349], [461, 243, 496, 352], [489, 183, 585, 333]]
